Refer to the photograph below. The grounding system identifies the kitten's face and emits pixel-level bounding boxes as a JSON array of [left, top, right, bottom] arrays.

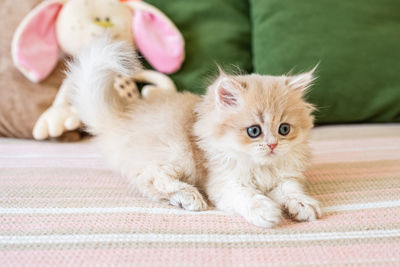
[[201, 71, 315, 165]]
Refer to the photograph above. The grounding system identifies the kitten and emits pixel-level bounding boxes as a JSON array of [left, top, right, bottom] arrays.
[[194, 68, 321, 227], [68, 38, 321, 228]]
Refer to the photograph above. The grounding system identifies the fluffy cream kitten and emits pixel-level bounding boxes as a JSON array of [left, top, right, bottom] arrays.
[[68, 38, 321, 228]]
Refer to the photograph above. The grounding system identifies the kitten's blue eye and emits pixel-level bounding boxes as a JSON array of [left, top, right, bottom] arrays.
[[278, 123, 291, 136], [247, 125, 262, 138]]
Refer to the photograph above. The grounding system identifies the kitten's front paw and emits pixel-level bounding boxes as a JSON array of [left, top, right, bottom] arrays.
[[170, 188, 208, 211], [246, 195, 281, 228], [284, 195, 322, 221]]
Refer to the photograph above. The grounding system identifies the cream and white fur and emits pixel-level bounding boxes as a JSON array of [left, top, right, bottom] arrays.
[[69, 38, 321, 228]]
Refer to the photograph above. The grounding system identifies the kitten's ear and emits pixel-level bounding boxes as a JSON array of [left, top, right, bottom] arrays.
[[215, 77, 242, 108], [286, 66, 317, 92]]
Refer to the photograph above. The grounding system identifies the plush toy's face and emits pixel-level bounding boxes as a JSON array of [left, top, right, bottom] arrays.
[[13, 0, 185, 82], [56, 0, 134, 56]]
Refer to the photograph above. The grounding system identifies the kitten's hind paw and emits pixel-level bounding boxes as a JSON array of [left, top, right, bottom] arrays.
[[170, 188, 208, 211], [246, 195, 282, 228], [284, 196, 322, 221]]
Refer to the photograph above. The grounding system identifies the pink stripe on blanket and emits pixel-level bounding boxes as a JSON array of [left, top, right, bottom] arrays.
[[3, 207, 400, 234], [310, 137, 400, 150], [0, 158, 107, 169], [313, 188, 400, 200], [0, 174, 125, 188], [311, 150, 400, 163], [306, 165, 400, 181], [0, 142, 98, 154], [1, 244, 399, 266]]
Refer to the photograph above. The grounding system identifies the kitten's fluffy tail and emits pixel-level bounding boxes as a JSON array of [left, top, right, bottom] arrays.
[[67, 36, 141, 135]]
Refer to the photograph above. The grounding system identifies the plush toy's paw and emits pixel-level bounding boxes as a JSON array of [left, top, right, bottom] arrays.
[[141, 85, 167, 99], [33, 104, 81, 140], [113, 74, 140, 102]]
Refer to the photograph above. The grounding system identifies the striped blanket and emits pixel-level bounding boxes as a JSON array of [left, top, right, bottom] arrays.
[[1, 124, 399, 266]]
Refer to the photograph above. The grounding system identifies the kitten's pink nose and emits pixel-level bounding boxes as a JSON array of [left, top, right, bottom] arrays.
[[268, 143, 277, 151]]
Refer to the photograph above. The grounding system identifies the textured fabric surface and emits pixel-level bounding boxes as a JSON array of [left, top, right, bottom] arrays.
[[251, 0, 400, 124], [1, 124, 400, 266]]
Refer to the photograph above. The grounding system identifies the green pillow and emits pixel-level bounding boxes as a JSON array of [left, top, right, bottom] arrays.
[[146, 0, 252, 94], [251, 0, 400, 123]]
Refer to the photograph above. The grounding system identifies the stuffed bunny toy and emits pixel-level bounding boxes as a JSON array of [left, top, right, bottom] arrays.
[[12, 0, 185, 140]]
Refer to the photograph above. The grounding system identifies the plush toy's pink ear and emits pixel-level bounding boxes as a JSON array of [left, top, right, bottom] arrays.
[[125, 1, 185, 74], [12, 0, 63, 83]]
